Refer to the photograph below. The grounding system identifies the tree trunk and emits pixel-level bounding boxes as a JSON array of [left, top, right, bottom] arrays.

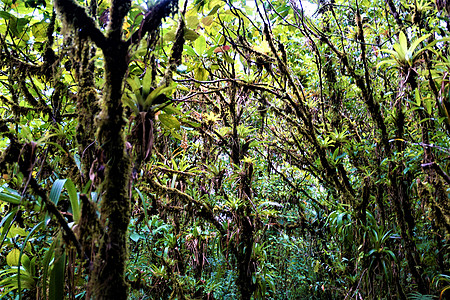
[[236, 162, 257, 299], [89, 38, 131, 299], [54, 0, 177, 298]]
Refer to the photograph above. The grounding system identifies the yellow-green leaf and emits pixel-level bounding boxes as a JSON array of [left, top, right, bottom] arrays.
[[142, 70, 153, 96], [415, 89, 421, 106], [253, 40, 271, 53], [195, 67, 209, 81], [184, 28, 199, 41], [186, 15, 199, 28], [144, 85, 176, 108], [194, 35, 206, 55], [162, 104, 182, 115], [7, 249, 28, 266], [7, 226, 28, 238], [398, 32, 407, 56], [31, 21, 48, 42], [159, 114, 180, 130], [126, 77, 140, 93], [314, 260, 320, 273], [164, 29, 176, 42], [123, 95, 140, 115]]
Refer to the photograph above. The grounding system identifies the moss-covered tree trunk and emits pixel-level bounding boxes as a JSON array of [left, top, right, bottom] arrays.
[[76, 38, 99, 185], [55, 1, 132, 298], [235, 152, 257, 299], [54, 0, 177, 298], [90, 18, 132, 300]]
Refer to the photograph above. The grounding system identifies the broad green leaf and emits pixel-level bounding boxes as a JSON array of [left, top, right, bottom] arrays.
[[48, 179, 80, 223], [42, 237, 57, 300], [223, 53, 235, 64], [0, 266, 35, 294], [398, 32, 407, 57], [425, 98, 433, 115], [159, 113, 180, 130], [36, 133, 62, 146], [164, 29, 176, 42], [44, 142, 68, 154], [142, 70, 153, 97], [49, 179, 65, 204], [195, 67, 208, 81], [123, 95, 140, 115], [184, 28, 199, 41], [7, 226, 28, 238], [415, 89, 421, 106], [31, 21, 48, 42], [208, 4, 222, 16], [127, 76, 140, 92], [381, 48, 399, 58], [412, 47, 429, 62], [0, 11, 12, 20], [409, 34, 431, 56], [7, 248, 28, 266], [135, 92, 145, 107], [184, 44, 197, 57], [186, 15, 199, 28], [49, 251, 66, 300], [144, 85, 175, 108], [185, 120, 201, 128], [16, 220, 41, 293], [0, 208, 17, 246], [0, 190, 21, 204], [162, 104, 182, 115], [376, 58, 398, 70], [194, 35, 206, 55], [65, 180, 80, 223], [135, 187, 150, 226], [208, 0, 223, 10], [130, 232, 142, 242], [10, 16, 30, 39]]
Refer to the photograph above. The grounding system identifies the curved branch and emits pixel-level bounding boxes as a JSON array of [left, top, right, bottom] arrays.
[[421, 162, 450, 185], [161, 13, 185, 86], [17, 144, 86, 261], [145, 179, 226, 236]]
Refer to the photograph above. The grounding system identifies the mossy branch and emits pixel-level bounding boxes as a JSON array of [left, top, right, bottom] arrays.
[[161, 13, 185, 86], [17, 143, 86, 261], [421, 162, 450, 185], [126, 0, 177, 47], [145, 179, 226, 236], [107, 0, 132, 40], [53, 0, 106, 50]]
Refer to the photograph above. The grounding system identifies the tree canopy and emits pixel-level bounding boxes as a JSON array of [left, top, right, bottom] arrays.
[[0, 0, 449, 299]]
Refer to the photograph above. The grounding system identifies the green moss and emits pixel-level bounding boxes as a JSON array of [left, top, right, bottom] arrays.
[[88, 41, 132, 299], [75, 39, 100, 183]]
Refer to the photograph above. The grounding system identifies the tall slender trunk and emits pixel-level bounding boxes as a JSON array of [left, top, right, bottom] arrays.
[[89, 39, 131, 299]]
